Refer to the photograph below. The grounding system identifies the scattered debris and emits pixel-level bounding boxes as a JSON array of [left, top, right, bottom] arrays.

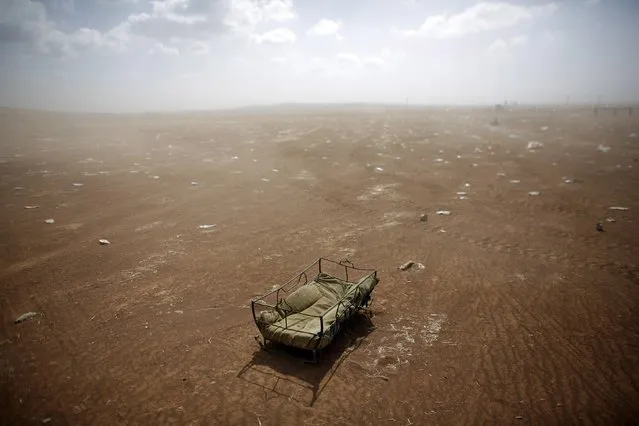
[[24, 205, 40, 210], [44, 219, 55, 224], [527, 141, 544, 150], [15, 312, 39, 324], [98, 239, 111, 245], [528, 191, 540, 196], [609, 206, 629, 211], [398, 261, 426, 271], [420, 213, 428, 222], [596, 223, 604, 232], [199, 224, 217, 229], [435, 210, 451, 215], [597, 144, 611, 153]]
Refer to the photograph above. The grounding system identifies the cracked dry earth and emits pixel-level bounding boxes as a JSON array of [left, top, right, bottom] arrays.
[[1, 106, 638, 425]]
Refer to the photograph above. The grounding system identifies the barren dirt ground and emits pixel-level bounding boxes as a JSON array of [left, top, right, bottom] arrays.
[[1, 106, 638, 425]]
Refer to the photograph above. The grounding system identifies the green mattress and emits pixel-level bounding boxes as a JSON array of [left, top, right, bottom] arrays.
[[257, 272, 378, 350]]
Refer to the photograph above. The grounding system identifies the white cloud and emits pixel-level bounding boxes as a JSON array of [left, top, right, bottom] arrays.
[[335, 52, 361, 67], [362, 56, 386, 68], [400, 1, 558, 39], [0, 0, 130, 56], [187, 40, 210, 55], [224, 0, 296, 35], [307, 19, 343, 40], [149, 41, 180, 55], [487, 34, 529, 53], [252, 27, 296, 45]]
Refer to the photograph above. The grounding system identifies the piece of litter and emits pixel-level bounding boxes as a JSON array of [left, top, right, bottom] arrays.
[[456, 192, 467, 196], [420, 213, 428, 222], [436, 210, 451, 215], [15, 312, 39, 324], [398, 261, 426, 271], [14, 186, 25, 190], [174, 310, 184, 314], [527, 141, 543, 150], [375, 167, 384, 172], [540, 126, 549, 131], [528, 191, 540, 196], [231, 156, 239, 160], [272, 168, 279, 172], [24, 205, 40, 210], [151, 175, 160, 179], [606, 217, 616, 223], [597, 144, 611, 153], [562, 177, 573, 184], [72, 183, 84, 187], [98, 239, 111, 245], [458, 196, 468, 200], [509, 180, 520, 184], [42, 418, 52, 424], [464, 183, 470, 188], [190, 182, 198, 186], [609, 206, 628, 211], [497, 172, 506, 177], [44, 219, 55, 224], [199, 224, 217, 229], [261, 178, 270, 182]]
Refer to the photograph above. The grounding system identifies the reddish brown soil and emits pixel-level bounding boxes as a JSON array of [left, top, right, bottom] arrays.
[[1, 106, 638, 425]]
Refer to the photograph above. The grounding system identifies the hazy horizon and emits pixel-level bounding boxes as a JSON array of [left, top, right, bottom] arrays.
[[1, 0, 639, 113]]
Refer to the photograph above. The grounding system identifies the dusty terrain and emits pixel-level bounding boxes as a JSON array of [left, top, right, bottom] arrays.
[[1, 105, 638, 425]]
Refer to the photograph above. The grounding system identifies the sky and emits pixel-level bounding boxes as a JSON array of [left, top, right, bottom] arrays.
[[0, 0, 638, 112]]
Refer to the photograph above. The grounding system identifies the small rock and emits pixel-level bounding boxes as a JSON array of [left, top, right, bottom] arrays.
[[24, 205, 40, 210], [515, 416, 524, 420], [398, 261, 425, 271], [44, 219, 55, 224], [190, 181, 198, 186], [436, 210, 451, 215], [261, 178, 270, 182], [72, 183, 84, 187], [15, 312, 39, 324], [528, 191, 540, 196], [375, 167, 384, 172], [605, 217, 616, 223], [597, 144, 611, 153], [596, 222, 604, 232], [41, 418, 52, 424], [456, 192, 467, 196], [174, 310, 184, 314], [420, 213, 428, 222], [98, 239, 111, 245], [527, 141, 543, 150]]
